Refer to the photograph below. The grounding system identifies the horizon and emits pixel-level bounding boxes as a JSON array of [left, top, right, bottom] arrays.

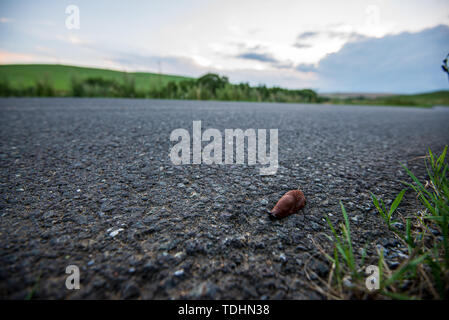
[[2, 62, 449, 96], [0, 0, 449, 93]]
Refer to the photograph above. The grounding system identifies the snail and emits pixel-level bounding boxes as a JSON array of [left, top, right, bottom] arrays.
[[269, 189, 306, 219]]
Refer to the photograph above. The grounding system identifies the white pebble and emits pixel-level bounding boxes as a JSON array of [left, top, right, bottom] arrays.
[[174, 269, 184, 276], [109, 228, 124, 237]]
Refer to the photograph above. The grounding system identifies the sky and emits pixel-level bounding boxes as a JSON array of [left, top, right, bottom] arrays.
[[0, 0, 448, 93]]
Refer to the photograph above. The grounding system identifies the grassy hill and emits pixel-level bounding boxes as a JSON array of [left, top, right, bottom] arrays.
[[0, 64, 193, 92]]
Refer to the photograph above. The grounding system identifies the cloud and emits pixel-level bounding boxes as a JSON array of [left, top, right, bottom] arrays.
[[297, 29, 363, 40], [296, 31, 319, 40], [326, 31, 363, 40], [293, 31, 320, 49], [236, 51, 309, 73], [236, 52, 278, 63], [293, 29, 365, 49], [315, 24, 449, 93], [293, 43, 312, 49], [276, 61, 295, 69], [0, 17, 12, 23], [296, 64, 317, 72]]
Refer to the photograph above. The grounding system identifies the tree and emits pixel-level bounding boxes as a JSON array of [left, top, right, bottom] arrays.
[[196, 73, 229, 96]]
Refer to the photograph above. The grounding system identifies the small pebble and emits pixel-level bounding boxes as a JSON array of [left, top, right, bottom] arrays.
[[174, 269, 184, 277], [109, 228, 124, 237]]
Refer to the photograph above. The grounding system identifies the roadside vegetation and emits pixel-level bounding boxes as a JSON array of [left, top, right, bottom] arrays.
[[314, 146, 449, 299], [0, 64, 321, 103], [2, 64, 448, 106], [328, 91, 449, 108]]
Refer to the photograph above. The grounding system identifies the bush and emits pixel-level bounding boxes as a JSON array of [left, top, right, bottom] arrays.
[[70, 75, 138, 98], [0, 80, 13, 97], [35, 76, 55, 97]]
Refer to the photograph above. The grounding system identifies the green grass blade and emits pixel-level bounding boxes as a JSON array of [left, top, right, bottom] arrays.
[[340, 201, 356, 273], [371, 192, 387, 222], [388, 189, 406, 220]]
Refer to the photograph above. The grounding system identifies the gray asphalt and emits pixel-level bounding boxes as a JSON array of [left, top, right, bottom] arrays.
[[1, 98, 448, 299]]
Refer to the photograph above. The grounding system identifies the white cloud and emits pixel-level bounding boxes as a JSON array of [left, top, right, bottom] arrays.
[[315, 25, 449, 93]]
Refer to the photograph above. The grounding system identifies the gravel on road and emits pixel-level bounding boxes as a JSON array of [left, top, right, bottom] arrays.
[[1, 98, 448, 299]]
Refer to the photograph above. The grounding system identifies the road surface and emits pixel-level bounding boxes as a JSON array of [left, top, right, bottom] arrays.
[[1, 98, 448, 299]]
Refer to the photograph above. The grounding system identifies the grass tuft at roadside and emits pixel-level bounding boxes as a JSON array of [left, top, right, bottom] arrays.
[[315, 146, 449, 299]]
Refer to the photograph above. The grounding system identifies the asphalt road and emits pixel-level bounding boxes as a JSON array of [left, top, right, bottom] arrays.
[[1, 98, 448, 299]]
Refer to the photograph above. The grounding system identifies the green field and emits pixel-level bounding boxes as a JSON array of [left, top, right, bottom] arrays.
[[333, 91, 449, 107], [0, 64, 193, 92]]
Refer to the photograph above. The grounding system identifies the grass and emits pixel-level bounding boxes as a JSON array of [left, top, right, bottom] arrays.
[[315, 146, 449, 299], [25, 271, 42, 300], [0, 64, 193, 93], [331, 91, 449, 107]]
